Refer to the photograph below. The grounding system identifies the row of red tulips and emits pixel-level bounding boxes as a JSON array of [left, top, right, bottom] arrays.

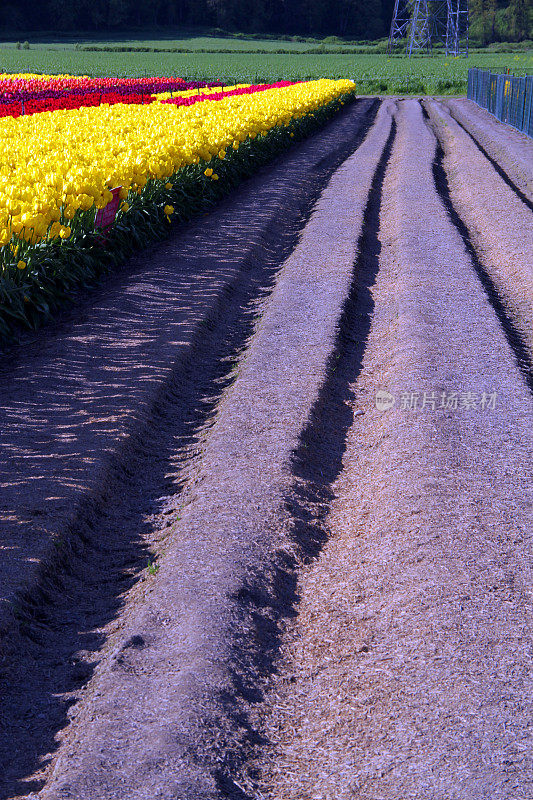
[[0, 76, 220, 102], [0, 81, 300, 118], [0, 91, 158, 118], [162, 80, 296, 107]]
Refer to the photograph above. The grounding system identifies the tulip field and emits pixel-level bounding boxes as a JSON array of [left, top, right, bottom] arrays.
[[0, 73, 355, 339], [0, 75, 222, 117], [0, 58, 532, 799]]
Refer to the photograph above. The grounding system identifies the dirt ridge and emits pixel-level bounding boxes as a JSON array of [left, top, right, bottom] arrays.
[[431, 137, 533, 394], [219, 113, 397, 797]]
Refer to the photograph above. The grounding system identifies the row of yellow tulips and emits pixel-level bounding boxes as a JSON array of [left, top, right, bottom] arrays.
[[0, 79, 354, 255]]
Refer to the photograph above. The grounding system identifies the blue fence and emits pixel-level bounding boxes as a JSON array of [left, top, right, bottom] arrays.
[[467, 68, 533, 138]]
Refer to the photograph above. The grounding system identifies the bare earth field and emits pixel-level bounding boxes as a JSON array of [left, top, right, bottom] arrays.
[[0, 97, 531, 800]]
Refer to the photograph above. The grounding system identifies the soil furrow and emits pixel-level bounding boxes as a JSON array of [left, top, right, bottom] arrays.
[[443, 98, 533, 204], [18, 101, 395, 800], [252, 98, 533, 800], [438, 102, 533, 213], [424, 99, 533, 367], [430, 139, 533, 394], [221, 110, 397, 798], [0, 100, 379, 800]]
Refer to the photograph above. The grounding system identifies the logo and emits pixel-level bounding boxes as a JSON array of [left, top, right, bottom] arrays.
[[375, 389, 395, 411]]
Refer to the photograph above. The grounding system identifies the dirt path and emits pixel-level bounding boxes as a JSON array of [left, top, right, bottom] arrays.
[[0, 97, 531, 800]]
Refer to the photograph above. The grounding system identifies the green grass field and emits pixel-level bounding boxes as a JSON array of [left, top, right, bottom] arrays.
[[0, 34, 531, 93]]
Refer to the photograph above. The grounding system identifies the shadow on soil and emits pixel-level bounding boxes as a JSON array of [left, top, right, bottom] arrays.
[[216, 116, 397, 799], [0, 100, 378, 799]]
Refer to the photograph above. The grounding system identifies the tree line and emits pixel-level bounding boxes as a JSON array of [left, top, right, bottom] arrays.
[[470, 0, 530, 43], [1, 0, 531, 43]]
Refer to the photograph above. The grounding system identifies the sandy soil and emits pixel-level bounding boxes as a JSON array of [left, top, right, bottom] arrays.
[[0, 97, 531, 800]]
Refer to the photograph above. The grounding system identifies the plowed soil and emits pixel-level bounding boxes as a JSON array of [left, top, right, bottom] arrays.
[[0, 97, 531, 800]]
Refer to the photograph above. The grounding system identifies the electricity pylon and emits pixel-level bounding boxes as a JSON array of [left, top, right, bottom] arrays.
[[408, 0, 432, 54], [388, 0, 469, 57], [446, 0, 469, 56], [387, 0, 413, 48]]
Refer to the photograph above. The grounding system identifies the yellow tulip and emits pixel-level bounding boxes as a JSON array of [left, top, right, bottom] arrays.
[[0, 78, 355, 258]]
